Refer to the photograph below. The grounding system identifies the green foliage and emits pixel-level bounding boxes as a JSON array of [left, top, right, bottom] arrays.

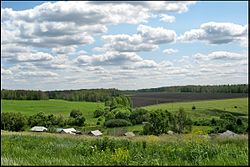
[[94, 109, 105, 118], [106, 95, 132, 111], [1, 88, 121, 102], [1, 112, 27, 131], [28, 112, 48, 127], [113, 107, 131, 120], [70, 109, 82, 118], [104, 119, 132, 128], [129, 108, 150, 125], [1, 90, 49, 100], [104, 95, 133, 126], [143, 108, 192, 135], [173, 108, 192, 133], [143, 109, 173, 135], [210, 113, 247, 134]]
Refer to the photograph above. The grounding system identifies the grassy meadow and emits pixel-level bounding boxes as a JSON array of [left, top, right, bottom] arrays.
[[1, 99, 104, 125], [1, 131, 248, 166], [144, 98, 248, 120], [1, 97, 248, 127]]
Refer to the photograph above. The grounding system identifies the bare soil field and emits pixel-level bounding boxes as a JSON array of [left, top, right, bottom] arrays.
[[128, 92, 248, 107]]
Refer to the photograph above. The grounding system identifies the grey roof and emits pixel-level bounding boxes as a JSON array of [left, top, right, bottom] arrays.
[[61, 128, 77, 134], [124, 132, 135, 137], [30, 126, 47, 132], [219, 130, 238, 137], [90, 130, 102, 136], [56, 128, 63, 132]]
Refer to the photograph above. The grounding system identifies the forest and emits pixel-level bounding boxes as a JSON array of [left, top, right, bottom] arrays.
[[1, 84, 248, 101]]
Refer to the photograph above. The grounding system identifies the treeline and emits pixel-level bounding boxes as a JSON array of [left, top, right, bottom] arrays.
[[1, 89, 121, 102], [46, 89, 121, 102], [1, 90, 49, 100], [1, 110, 86, 132], [127, 84, 248, 93]]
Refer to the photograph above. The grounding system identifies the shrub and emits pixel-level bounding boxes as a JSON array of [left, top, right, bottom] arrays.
[[1, 112, 27, 131], [94, 109, 105, 118], [70, 109, 82, 118], [173, 108, 192, 133], [104, 119, 132, 127], [192, 105, 196, 110], [143, 109, 174, 135], [129, 108, 150, 125], [28, 112, 47, 127]]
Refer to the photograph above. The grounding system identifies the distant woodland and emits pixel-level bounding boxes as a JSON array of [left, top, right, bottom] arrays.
[[1, 84, 248, 101]]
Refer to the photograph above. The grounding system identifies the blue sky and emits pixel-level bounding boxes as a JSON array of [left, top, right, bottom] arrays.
[[1, 1, 248, 90]]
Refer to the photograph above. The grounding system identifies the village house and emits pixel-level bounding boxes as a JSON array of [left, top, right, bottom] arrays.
[[30, 126, 48, 132]]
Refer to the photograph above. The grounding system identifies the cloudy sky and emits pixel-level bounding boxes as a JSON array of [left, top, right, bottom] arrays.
[[1, 1, 248, 90]]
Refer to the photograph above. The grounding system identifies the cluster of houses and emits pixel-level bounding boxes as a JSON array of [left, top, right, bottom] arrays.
[[30, 126, 135, 137]]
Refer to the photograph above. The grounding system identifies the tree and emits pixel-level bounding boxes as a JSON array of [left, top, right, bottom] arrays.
[[28, 112, 47, 127], [173, 108, 192, 133], [70, 109, 82, 118], [1, 112, 27, 131], [143, 109, 172, 135], [104, 119, 132, 127], [94, 109, 105, 118], [73, 116, 86, 126], [129, 108, 150, 125]]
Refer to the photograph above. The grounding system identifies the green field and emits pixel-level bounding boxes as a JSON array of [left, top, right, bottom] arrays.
[[1, 131, 248, 166], [144, 98, 248, 120], [1, 97, 248, 126], [1, 99, 104, 125]]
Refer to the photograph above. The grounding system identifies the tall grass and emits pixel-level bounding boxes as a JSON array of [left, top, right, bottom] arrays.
[[1, 131, 248, 166]]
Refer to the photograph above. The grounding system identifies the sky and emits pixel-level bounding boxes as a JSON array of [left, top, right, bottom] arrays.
[[1, 1, 248, 91]]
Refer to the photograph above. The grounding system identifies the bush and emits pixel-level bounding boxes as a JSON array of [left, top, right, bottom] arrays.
[[28, 112, 47, 127], [94, 109, 105, 118], [192, 105, 196, 110], [104, 119, 132, 128], [129, 108, 150, 125], [173, 108, 192, 134], [143, 109, 174, 135], [1, 112, 27, 131], [70, 109, 82, 118], [66, 116, 85, 126]]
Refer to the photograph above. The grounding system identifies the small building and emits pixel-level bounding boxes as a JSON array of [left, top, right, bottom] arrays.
[[167, 130, 174, 135], [89, 130, 102, 136], [30, 126, 48, 132], [124, 132, 135, 137], [219, 130, 238, 137], [61, 128, 77, 135]]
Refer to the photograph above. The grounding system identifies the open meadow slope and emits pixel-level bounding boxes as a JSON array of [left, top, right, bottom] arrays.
[[144, 98, 248, 120], [1, 99, 104, 125], [1, 99, 104, 116]]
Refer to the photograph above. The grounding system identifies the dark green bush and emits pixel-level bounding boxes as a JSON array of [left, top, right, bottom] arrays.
[[94, 109, 105, 118], [70, 109, 82, 118], [1, 112, 27, 131], [104, 119, 132, 127]]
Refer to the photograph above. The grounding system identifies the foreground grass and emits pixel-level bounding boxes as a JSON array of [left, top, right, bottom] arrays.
[[1, 131, 248, 166]]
